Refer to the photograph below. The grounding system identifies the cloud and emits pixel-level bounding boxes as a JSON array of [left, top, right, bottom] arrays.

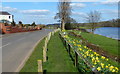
[[70, 3, 86, 9], [0, 6, 50, 16], [93, 0, 119, 6], [72, 12, 86, 17], [2, 0, 100, 2], [20, 10, 50, 15], [0, 6, 18, 12], [99, 9, 118, 14], [98, 9, 118, 18], [2, 0, 120, 2], [103, 0, 119, 2]]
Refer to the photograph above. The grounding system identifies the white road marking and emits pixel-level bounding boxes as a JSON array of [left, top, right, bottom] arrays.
[[15, 37, 26, 42], [2, 32, 29, 39], [1, 37, 26, 48], [0, 43, 11, 48]]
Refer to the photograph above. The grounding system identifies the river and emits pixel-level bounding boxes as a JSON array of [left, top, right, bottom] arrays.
[[87, 27, 120, 40]]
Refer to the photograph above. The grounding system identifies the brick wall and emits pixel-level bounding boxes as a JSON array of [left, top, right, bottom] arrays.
[[0, 23, 42, 34]]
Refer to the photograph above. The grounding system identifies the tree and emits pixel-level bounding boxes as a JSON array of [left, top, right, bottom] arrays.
[[11, 19, 16, 26], [25, 24, 30, 29], [31, 22, 36, 27], [18, 21, 24, 27], [55, 0, 74, 30], [85, 10, 101, 33]]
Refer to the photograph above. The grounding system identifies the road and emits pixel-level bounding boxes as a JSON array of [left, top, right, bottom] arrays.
[[1, 29, 53, 72]]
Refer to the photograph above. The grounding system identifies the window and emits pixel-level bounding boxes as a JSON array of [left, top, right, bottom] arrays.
[[9, 16, 11, 19]]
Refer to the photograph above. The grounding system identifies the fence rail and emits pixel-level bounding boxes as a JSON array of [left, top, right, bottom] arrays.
[[59, 33, 98, 73], [38, 29, 60, 72]]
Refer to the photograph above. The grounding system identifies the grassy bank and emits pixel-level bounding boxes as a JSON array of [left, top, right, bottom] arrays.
[[67, 30, 119, 67], [68, 30, 119, 57], [80, 32, 119, 57], [79, 27, 101, 29], [43, 32, 78, 72], [20, 38, 45, 72]]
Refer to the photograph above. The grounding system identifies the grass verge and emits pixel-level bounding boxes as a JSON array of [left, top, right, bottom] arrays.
[[43, 32, 78, 72], [20, 38, 45, 72], [20, 32, 78, 72]]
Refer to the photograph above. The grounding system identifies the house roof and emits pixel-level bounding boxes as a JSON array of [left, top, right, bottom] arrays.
[[0, 11, 11, 15]]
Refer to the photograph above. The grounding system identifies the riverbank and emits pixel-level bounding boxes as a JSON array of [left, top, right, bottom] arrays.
[[72, 30, 119, 57], [79, 27, 119, 40], [61, 30, 119, 72]]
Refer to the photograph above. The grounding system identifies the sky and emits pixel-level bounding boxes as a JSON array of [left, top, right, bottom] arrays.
[[0, 0, 118, 24]]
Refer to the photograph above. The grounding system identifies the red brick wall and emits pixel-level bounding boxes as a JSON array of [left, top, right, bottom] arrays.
[[0, 23, 42, 34]]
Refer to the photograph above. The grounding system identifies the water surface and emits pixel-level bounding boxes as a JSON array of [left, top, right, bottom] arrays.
[[88, 27, 119, 40]]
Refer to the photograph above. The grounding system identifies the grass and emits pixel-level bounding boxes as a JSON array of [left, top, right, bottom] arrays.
[[67, 30, 119, 69], [68, 30, 119, 57], [20, 38, 45, 72], [43, 32, 78, 72], [80, 32, 119, 57], [20, 32, 78, 72], [79, 26, 101, 29]]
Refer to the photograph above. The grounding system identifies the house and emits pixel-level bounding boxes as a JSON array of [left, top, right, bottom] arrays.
[[0, 11, 13, 23]]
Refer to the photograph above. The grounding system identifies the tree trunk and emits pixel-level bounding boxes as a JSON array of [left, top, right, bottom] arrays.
[[61, 21, 65, 30]]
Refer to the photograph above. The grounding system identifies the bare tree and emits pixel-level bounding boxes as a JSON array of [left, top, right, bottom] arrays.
[[54, 0, 73, 30], [85, 10, 101, 33]]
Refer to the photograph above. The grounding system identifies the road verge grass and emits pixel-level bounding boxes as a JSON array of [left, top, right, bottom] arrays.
[[20, 32, 78, 72], [43, 32, 78, 72], [20, 38, 45, 72]]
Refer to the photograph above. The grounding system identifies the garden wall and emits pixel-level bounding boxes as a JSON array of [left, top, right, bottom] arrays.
[[0, 23, 42, 34]]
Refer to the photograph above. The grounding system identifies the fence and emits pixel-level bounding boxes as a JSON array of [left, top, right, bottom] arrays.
[[59, 32, 98, 73], [38, 28, 60, 72]]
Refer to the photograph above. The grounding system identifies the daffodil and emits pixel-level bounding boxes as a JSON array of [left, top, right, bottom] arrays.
[[115, 67, 118, 71], [101, 56, 105, 59], [106, 66, 108, 68], [84, 46, 87, 49], [79, 48, 82, 51], [112, 69, 115, 72], [91, 54, 93, 57], [96, 57, 98, 60], [106, 59, 109, 61], [97, 67, 101, 71], [101, 63, 104, 68]]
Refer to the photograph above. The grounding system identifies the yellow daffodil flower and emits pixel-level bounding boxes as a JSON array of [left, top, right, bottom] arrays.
[[97, 67, 101, 71]]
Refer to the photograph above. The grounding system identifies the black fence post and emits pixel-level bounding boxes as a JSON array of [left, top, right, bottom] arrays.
[[75, 51, 78, 67], [68, 44, 70, 55]]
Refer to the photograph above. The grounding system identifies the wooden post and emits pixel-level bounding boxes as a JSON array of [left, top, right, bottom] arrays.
[[45, 37, 48, 48], [68, 44, 70, 54], [38, 60, 43, 72], [43, 46, 46, 62], [75, 51, 78, 67], [48, 32, 51, 41]]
